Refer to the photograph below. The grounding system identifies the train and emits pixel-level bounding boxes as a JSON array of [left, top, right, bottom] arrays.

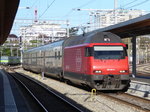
[[22, 32, 130, 91], [0, 56, 20, 65]]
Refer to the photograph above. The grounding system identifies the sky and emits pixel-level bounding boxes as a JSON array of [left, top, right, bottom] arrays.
[[11, 0, 150, 35]]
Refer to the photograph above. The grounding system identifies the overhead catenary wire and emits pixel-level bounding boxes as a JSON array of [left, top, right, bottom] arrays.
[[31, 0, 40, 9], [63, 0, 97, 18], [23, 0, 40, 19], [125, 0, 150, 9], [77, 0, 97, 9], [119, 0, 139, 9], [39, 0, 56, 19], [74, 0, 150, 32]]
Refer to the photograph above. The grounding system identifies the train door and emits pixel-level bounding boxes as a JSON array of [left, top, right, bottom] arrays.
[[43, 51, 45, 71], [84, 47, 93, 84], [84, 47, 89, 83]]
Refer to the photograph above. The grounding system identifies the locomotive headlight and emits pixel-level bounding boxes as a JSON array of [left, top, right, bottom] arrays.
[[94, 70, 102, 73], [120, 70, 126, 73]]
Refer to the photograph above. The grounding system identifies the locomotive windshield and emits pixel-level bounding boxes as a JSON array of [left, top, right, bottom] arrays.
[[94, 46, 126, 59]]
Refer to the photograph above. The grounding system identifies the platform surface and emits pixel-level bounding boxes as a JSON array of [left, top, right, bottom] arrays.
[[0, 69, 30, 112]]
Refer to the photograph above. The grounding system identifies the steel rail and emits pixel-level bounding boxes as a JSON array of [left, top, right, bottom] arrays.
[[97, 92, 150, 112], [9, 70, 85, 112], [9, 73, 49, 112]]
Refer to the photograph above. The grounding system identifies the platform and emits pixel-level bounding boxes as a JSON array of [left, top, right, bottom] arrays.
[[0, 69, 30, 112], [128, 77, 150, 99]]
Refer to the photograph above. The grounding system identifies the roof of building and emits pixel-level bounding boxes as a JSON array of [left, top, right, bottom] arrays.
[[8, 34, 18, 38]]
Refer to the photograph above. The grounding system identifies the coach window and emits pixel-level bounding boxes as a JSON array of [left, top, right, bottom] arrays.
[[55, 52, 57, 59], [58, 51, 60, 60], [85, 47, 93, 57]]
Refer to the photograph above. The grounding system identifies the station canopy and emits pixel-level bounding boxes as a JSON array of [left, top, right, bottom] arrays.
[[0, 0, 19, 45], [93, 13, 150, 38]]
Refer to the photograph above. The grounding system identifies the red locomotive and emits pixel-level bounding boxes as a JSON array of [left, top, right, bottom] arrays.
[[23, 32, 130, 91]]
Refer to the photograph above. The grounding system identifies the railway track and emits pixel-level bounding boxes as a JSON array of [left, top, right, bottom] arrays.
[[136, 63, 150, 77], [129, 63, 150, 77], [8, 70, 87, 112], [3, 66, 150, 112], [98, 92, 150, 112]]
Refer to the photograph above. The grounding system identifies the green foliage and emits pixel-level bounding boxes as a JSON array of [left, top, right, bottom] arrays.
[[0, 47, 21, 56], [30, 40, 41, 44], [1, 48, 11, 56], [30, 40, 38, 43]]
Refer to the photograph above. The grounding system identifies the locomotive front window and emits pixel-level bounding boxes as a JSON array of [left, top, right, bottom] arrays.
[[94, 46, 125, 59]]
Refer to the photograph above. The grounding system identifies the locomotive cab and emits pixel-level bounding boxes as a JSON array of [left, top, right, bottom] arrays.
[[63, 32, 130, 91], [85, 44, 130, 90]]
